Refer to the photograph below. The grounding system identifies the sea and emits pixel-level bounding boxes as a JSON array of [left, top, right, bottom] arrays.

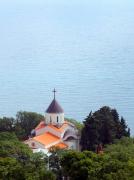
[[0, 0, 134, 133]]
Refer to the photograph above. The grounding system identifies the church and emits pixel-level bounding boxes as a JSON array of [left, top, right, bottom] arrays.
[[25, 89, 79, 154]]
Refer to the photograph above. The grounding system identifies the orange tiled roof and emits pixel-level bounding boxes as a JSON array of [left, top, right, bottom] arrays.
[[33, 132, 60, 146], [35, 120, 73, 133], [35, 121, 46, 130], [47, 124, 67, 133], [54, 142, 68, 149], [35, 121, 68, 132]]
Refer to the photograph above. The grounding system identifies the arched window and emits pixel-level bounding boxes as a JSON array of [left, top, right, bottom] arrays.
[[32, 142, 35, 147], [57, 116, 59, 123], [50, 116, 52, 123]]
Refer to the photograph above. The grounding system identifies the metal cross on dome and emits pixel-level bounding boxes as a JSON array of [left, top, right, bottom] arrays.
[[52, 88, 57, 99]]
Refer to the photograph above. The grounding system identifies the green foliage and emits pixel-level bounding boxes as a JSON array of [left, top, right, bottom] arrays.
[[104, 137, 134, 161], [0, 132, 56, 180], [61, 138, 134, 180], [48, 146, 67, 180], [65, 118, 84, 131], [0, 132, 32, 158], [0, 157, 23, 180], [0, 111, 44, 140], [0, 117, 15, 132], [15, 111, 44, 140], [80, 106, 130, 151]]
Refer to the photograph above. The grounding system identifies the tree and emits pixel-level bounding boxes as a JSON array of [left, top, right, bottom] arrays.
[[120, 117, 130, 137], [61, 138, 134, 180], [80, 106, 130, 151], [0, 132, 56, 180], [0, 157, 23, 180], [48, 146, 67, 180], [0, 117, 15, 132], [15, 111, 44, 140], [61, 150, 105, 180], [80, 111, 99, 151], [0, 111, 44, 140]]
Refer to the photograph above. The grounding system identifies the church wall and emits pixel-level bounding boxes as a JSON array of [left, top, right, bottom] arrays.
[[64, 139, 78, 150], [25, 139, 45, 149], [45, 113, 64, 125], [36, 127, 46, 136], [46, 126, 61, 137], [61, 125, 78, 138]]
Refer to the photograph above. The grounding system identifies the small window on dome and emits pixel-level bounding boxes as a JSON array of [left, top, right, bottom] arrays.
[[57, 116, 59, 123]]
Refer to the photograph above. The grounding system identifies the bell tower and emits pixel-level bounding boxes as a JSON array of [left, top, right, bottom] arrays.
[[45, 89, 64, 125]]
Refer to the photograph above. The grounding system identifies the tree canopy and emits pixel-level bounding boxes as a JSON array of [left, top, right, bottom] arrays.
[[0, 132, 56, 180], [61, 137, 134, 180], [15, 111, 44, 140], [80, 106, 130, 151], [0, 111, 44, 140]]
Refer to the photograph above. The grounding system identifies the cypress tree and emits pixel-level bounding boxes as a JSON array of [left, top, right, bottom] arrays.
[[80, 106, 130, 151]]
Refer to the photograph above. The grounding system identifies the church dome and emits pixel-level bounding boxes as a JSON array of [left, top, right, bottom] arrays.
[[46, 99, 64, 114], [45, 89, 64, 125]]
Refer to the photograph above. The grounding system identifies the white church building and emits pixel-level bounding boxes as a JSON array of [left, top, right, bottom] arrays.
[[25, 89, 79, 153]]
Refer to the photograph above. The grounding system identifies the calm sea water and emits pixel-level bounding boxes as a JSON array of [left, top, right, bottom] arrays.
[[0, 0, 134, 133]]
